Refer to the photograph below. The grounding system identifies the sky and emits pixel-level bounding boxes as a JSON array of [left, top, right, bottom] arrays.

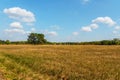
[[0, 0, 120, 42]]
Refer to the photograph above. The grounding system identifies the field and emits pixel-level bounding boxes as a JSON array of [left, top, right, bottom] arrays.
[[0, 45, 120, 80]]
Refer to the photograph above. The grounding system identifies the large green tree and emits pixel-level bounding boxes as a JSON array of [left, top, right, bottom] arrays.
[[27, 33, 47, 44]]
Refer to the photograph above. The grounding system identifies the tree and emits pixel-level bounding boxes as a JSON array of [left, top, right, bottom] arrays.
[[113, 38, 120, 45], [5, 40, 10, 45], [0, 40, 5, 44], [27, 33, 47, 44]]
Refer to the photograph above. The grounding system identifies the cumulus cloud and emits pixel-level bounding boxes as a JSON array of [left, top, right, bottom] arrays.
[[10, 22, 23, 29], [3, 7, 37, 41], [92, 16, 116, 26], [90, 24, 99, 29], [81, 16, 118, 33], [3, 7, 35, 23], [81, 26, 92, 32], [81, 23, 98, 32], [3, 7, 37, 38]]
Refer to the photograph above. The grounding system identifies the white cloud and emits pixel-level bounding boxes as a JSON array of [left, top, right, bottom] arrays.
[[3, 7, 35, 23], [3, 7, 37, 40], [81, 26, 92, 32], [90, 24, 99, 29], [80, 16, 117, 33], [10, 22, 23, 29], [115, 26, 120, 30], [92, 16, 116, 26], [4, 29, 25, 34], [81, 23, 98, 32], [5, 22, 36, 35], [73, 32, 79, 36]]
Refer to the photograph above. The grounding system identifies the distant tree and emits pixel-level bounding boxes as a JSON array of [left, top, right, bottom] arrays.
[[27, 33, 47, 44], [0, 40, 5, 44], [0, 40, 2, 44], [113, 38, 120, 45], [5, 40, 10, 45]]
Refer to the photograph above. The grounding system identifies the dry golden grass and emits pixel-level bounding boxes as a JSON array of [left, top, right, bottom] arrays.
[[0, 45, 120, 80]]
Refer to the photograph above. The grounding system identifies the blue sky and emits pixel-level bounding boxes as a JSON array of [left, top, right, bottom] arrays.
[[0, 0, 120, 42]]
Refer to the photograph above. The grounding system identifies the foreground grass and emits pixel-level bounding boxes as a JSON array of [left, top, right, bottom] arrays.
[[0, 45, 120, 80]]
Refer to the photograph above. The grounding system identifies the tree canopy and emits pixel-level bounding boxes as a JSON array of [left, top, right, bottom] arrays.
[[27, 33, 47, 44]]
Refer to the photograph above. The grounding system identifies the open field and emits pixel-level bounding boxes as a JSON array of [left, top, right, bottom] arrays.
[[0, 45, 120, 80]]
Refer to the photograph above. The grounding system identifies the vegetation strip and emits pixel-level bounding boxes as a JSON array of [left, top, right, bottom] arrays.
[[0, 33, 120, 45]]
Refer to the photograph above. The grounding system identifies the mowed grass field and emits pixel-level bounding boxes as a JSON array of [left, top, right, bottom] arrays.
[[0, 45, 120, 80]]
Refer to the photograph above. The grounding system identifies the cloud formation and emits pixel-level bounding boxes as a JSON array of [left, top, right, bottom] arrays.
[[81, 23, 98, 32], [3, 7, 35, 23], [10, 22, 23, 29], [90, 24, 99, 29], [81, 26, 92, 32], [92, 17, 116, 26], [81, 16, 117, 32], [4, 7, 36, 39]]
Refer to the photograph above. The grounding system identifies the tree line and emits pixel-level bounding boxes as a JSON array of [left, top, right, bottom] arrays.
[[0, 33, 120, 45], [50, 38, 120, 45]]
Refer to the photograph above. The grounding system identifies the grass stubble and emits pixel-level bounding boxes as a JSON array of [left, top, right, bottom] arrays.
[[0, 45, 120, 80]]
